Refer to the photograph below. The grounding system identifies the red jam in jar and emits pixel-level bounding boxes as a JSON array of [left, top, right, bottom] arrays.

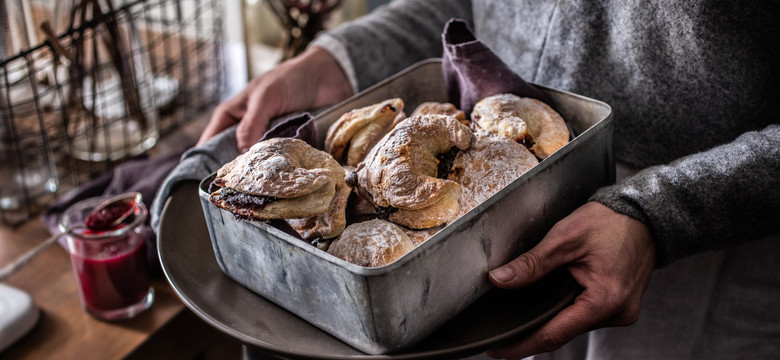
[[69, 229, 150, 311], [61, 193, 154, 320]]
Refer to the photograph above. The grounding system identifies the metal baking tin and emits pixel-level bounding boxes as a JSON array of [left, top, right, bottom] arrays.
[[198, 59, 614, 355]]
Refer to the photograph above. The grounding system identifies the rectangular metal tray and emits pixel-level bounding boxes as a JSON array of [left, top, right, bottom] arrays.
[[198, 59, 614, 354]]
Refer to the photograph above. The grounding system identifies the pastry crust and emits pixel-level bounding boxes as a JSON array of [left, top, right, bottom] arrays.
[[327, 219, 415, 267], [357, 114, 474, 229], [471, 94, 569, 158], [448, 130, 539, 219], [210, 138, 340, 219], [401, 225, 444, 246], [325, 98, 404, 166], [411, 102, 468, 126], [287, 165, 351, 240]]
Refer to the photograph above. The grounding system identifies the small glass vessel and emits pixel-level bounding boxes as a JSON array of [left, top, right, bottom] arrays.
[[60, 195, 154, 321]]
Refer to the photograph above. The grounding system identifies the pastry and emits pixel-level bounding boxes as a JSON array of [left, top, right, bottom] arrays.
[[325, 98, 404, 166], [401, 225, 444, 246], [411, 101, 468, 126], [286, 165, 351, 240], [448, 129, 539, 219], [327, 219, 415, 267], [471, 93, 569, 158], [357, 114, 474, 229], [210, 138, 342, 220]]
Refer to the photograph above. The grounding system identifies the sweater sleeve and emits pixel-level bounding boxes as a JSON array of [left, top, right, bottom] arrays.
[[591, 124, 780, 267], [310, 0, 472, 92]]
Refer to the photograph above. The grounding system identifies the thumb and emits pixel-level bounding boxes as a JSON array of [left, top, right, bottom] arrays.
[[489, 237, 572, 289]]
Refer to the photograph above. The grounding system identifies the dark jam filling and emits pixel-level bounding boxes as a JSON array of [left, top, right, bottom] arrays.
[[210, 184, 279, 221], [345, 170, 358, 188], [375, 205, 399, 220], [310, 237, 333, 251], [436, 146, 460, 179], [518, 133, 535, 149], [219, 187, 278, 208]]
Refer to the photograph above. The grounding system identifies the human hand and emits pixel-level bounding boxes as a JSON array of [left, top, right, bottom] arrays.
[[198, 46, 353, 152], [485, 201, 656, 359]]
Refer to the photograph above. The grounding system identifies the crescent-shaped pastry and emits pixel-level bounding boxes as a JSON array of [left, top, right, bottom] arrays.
[[327, 219, 415, 267], [447, 130, 539, 220], [325, 98, 404, 166], [471, 93, 569, 158], [357, 114, 474, 229], [411, 101, 468, 126], [210, 138, 340, 220]]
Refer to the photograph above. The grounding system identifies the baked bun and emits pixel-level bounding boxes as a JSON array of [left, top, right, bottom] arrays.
[[411, 102, 468, 126], [357, 114, 474, 229], [448, 130, 539, 219], [327, 219, 415, 267], [325, 98, 404, 166], [210, 138, 341, 220], [471, 93, 569, 158]]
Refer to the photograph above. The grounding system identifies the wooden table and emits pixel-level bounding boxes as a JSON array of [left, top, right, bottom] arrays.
[[0, 114, 242, 360]]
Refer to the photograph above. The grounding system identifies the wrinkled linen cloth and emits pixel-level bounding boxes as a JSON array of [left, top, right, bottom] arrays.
[[442, 18, 549, 114], [310, 0, 780, 358]]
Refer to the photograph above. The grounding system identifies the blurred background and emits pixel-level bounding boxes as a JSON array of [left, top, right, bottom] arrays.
[[0, 0, 389, 226]]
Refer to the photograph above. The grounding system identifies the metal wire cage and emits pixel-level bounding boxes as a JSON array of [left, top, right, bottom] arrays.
[[0, 0, 224, 226]]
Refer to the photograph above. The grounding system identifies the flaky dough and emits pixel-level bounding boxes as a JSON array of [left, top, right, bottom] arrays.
[[471, 94, 569, 158], [327, 219, 415, 267], [448, 130, 539, 220], [287, 164, 350, 240], [211, 138, 340, 219], [411, 102, 468, 126], [325, 98, 404, 166], [357, 114, 474, 229]]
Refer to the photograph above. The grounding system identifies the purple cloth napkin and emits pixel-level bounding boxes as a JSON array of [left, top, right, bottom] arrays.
[[442, 18, 550, 115], [260, 112, 317, 147], [41, 150, 186, 276]]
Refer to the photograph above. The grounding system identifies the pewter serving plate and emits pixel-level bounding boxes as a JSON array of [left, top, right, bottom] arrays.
[[187, 59, 613, 355]]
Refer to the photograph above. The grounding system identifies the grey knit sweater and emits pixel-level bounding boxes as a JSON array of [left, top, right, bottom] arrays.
[[312, 0, 780, 267]]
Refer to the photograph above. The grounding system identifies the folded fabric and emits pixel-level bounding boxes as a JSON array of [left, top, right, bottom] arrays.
[[41, 150, 186, 277], [260, 112, 318, 146], [442, 18, 550, 115]]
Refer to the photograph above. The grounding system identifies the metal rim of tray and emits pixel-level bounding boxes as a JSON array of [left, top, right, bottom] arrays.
[[158, 181, 582, 360]]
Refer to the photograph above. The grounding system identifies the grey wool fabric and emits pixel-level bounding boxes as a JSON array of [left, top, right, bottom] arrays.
[[311, 0, 780, 267], [310, 0, 780, 358]]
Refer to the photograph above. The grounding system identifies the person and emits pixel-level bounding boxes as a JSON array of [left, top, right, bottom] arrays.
[[199, 1, 780, 358]]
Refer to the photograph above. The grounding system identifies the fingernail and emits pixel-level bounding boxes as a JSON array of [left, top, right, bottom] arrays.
[[489, 266, 515, 283], [240, 147, 250, 154]]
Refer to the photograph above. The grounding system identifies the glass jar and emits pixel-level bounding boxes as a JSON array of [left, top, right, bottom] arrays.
[[60, 194, 154, 321]]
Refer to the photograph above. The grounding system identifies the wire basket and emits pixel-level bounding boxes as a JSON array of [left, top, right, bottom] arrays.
[[0, 0, 224, 226]]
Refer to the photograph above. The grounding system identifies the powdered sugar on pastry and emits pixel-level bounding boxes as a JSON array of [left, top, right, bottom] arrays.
[[448, 130, 539, 219], [471, 94, 569, 159], [215, 138, 335, 198], [327, 219, 415, 267], [411, 102, 468, 126], [211, 138, 341, 219], [357, 114, 474, 229]]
